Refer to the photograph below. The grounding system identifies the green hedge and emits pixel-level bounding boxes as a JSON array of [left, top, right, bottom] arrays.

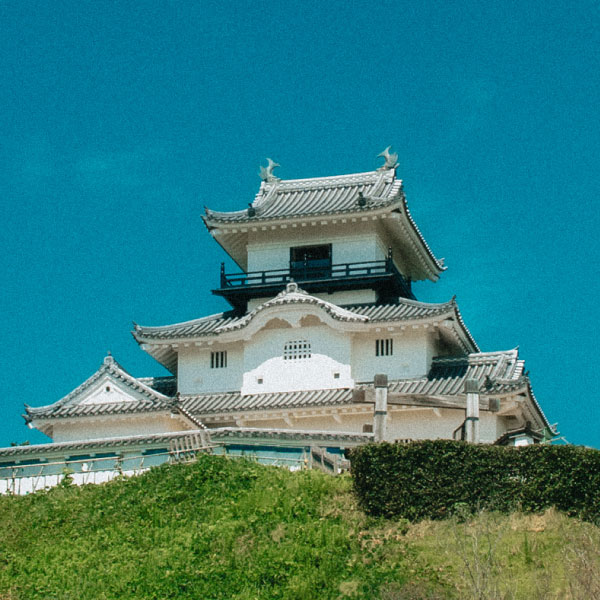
[[348, 440, 600, 522]]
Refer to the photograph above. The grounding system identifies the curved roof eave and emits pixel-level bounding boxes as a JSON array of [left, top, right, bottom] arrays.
[[398, 195, 446, 279], [522, 377, 552, 431], [132, 294, 470, 343], [449, 298, 480, 353]]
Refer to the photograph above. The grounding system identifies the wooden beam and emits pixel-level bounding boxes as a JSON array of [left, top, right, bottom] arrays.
[[354, 388, 495, 411]]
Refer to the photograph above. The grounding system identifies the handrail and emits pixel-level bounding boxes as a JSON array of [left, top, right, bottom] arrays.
[[220, 259, 396, 288], [453, 420, 467, 441], [309, 446, 350, 474], [0, 445, 218, 495]]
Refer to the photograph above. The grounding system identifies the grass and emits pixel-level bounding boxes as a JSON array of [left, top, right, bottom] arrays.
[[0, 455, 598, 599]]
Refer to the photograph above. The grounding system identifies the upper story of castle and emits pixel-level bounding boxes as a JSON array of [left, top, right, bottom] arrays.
[[203, 149, 446, 312]]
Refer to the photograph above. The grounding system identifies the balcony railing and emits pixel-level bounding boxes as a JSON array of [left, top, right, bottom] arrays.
[[220, 258, 398, 289], [213, 252, 415, 309]]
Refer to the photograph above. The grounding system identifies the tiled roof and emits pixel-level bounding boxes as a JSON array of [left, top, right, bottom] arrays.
[[133, 295, 473, 344], [25, 355, 174, 421], [27, 398, 175, 420], [0, 427, 368, 460], [211, 427, 370, 444], [493, 425, 546, 446], [202, 162, 445, 278], [133, 311, 237, 340], [0, 429, 212, 459], [347, 299, 453, 320], [204, 168, 401, 224], [182, 387, 354, 415], [383, 349, 550, 430], [388, 350, 525, 397]]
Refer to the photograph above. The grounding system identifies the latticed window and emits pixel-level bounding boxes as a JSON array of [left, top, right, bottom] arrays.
[[210, 351, 227, 368], [283, 340, 311, 360], [375, 338, 393, 357]]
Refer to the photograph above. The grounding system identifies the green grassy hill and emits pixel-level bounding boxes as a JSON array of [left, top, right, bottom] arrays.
[[1, 455, 598, 599]]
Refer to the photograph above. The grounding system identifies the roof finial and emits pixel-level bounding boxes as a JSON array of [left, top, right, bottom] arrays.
[[104, 351, 114, 365], [259, 158, 280, 182], [377, 146, 398, 171]]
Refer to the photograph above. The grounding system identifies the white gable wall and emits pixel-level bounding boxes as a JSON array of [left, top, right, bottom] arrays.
[[79, 376, 144, 405]]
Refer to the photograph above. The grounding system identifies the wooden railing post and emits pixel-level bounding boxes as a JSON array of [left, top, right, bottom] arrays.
[[386, 247, 393, 272]]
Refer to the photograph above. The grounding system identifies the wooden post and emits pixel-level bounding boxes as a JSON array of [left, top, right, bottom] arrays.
[[386, 247, 393, 272], [373, 374, 388, 442], [464, 379, 480, 443]]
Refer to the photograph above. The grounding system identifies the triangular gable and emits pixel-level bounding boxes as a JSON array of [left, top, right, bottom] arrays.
[[25, 355, 171, 420], [79, 375, 148, 406]]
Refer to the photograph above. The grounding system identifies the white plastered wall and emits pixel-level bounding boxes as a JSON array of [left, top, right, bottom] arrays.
[[386, 408, 501, 443], [241, 322, 353, 395], [178, 345, 245, 394], [352, 328, 437, 382], [246, 228, 385, 273], [178, 317, 443, 395], [215, 408, 506, 443], [51, 414, 188, 443]]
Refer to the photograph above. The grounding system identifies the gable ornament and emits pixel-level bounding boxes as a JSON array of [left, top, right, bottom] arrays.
[[259, 158, 281, 182], [377, 146, 399, 170]]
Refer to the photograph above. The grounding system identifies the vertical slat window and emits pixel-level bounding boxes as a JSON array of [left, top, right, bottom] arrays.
[[210, 351, 227, 368], [375, 339, 393, 357]]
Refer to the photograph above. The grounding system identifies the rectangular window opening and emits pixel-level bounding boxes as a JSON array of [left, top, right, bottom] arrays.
[[376, 338, 393, 357], [210, 351, 227, 369], [290, 244, 332, 280], [284, 340, 312, 360]]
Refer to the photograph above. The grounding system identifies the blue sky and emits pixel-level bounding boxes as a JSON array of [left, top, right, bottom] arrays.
[[1, 1, 598, 447]]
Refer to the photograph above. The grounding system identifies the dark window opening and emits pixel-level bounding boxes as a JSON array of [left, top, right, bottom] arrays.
[[376, 339, 393, 357], [290, 244, 332, 280], [211, 351, 227, 368], [284, 340, 311, 360]]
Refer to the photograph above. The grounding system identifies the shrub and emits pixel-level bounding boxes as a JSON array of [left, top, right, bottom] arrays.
[[349, 441, 600, 522]]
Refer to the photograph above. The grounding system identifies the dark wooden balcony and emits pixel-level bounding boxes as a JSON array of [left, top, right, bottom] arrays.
[[212, 253, 415, 311]]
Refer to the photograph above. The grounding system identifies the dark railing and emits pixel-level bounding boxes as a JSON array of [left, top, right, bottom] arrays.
[[220, 258, 395, 288], [452, 420, 467, 441]]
